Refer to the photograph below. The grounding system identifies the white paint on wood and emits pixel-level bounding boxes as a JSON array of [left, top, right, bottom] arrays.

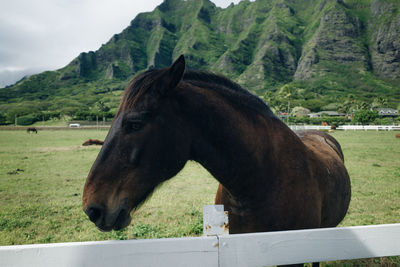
[[1, 224, 399, 267], [218, 223, 400, 267], [203, 205, 229, 236], [289, 125, 400, 131], [0, 236, 219, 267]]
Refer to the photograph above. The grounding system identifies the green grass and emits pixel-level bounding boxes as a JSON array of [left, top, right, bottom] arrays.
[[0, 129, 217, 245], [333, 131, 400, 227], [321, 131, 400, 267], [0, 130, 399, 266]]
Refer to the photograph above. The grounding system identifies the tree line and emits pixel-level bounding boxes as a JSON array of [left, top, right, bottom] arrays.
[[0, 111, 115, 126], [0, 92, 398, 126]]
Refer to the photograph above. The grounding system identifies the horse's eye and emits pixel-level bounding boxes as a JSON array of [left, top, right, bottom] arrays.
[[125, 120, 143, 132], [129, 121, 143, 131]]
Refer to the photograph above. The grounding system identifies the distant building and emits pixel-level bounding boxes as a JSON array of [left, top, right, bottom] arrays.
[[308, 111, 346, 118], [278, 112, 289, 121], [377, 108, 398, 117]]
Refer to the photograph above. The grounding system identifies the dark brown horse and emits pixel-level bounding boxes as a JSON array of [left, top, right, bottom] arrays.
[[82, 56, 351, 266], [26, 127, 37, 133], [82, 139, 104, 146]]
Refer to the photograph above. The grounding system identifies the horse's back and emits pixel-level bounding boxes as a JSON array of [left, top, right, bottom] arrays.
[[296, 130, 351, 227], [295, 130, 344, 161]]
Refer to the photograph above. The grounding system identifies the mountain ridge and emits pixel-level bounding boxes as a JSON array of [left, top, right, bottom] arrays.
[[1, 0, 399, 120]]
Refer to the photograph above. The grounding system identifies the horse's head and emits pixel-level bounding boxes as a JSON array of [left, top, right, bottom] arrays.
[[82, 56, 191, 231]]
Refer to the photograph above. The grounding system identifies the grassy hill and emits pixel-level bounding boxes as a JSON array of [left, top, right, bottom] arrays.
[[0, 0, 399, 123]]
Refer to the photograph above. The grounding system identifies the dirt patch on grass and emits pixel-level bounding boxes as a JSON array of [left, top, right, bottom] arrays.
[[36, 146, 93, 153]]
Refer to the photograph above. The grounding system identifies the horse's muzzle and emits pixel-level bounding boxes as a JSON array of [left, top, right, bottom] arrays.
[[84, 204, 131, 232]]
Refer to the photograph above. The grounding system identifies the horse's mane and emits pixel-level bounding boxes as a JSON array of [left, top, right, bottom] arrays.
[[183, 70, 276, 119], [120, 68, 276, 119]]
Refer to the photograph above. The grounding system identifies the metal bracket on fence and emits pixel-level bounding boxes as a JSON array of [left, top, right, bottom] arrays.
[[203, 205, 229, 236]]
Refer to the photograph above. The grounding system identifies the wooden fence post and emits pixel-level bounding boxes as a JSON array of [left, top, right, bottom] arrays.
[[203, 205, 229, 236]]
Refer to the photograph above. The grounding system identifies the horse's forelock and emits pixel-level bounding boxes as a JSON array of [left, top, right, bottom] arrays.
[[117, 69, 164, 114]]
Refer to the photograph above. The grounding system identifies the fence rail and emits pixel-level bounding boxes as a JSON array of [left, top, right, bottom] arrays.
[[1, 223, 399, 267], [289, 125, 400, 131], [1, 125, 399, 131], [0, 125, 110, 131]]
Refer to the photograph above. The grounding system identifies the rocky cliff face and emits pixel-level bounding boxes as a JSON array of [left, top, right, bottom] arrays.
[[48, 0, 400, 87], [369, 0, 400, 79], [295, 2, 367, 80], [1, 0, 399, 110]]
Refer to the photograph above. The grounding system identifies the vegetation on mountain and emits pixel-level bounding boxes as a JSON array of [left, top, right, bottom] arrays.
[[0, 0, 399, 124]]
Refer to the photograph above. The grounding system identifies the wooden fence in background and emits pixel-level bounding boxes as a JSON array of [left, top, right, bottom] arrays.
[[289, 125, 400, 131]]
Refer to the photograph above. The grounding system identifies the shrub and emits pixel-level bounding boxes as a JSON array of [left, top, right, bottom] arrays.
[[289, 116, 349, 125], [17, 115, 39, 126], [374, 117, 395, 125], [352, 110, 378, 125], [290, 106, 310, 117], [0, 113, 6, 125]]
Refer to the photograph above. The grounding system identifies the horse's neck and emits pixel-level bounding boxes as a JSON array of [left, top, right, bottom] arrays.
[[177, 86, 304, 200]]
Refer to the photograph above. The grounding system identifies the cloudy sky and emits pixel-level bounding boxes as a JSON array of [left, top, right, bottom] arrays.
[[0, 0, 244, 87]]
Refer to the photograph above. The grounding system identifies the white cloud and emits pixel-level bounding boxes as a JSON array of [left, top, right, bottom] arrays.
[[0, 0, 245, 87]]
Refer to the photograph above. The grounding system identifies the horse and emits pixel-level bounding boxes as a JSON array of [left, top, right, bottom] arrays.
[[82, 139, 104, 146], [26, 127, 37, 134], [82, 56, 351, 267]]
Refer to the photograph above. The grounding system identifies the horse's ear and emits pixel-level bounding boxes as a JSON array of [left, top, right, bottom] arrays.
[[166, 55, 185, 90], [149, 55, 185, 101]]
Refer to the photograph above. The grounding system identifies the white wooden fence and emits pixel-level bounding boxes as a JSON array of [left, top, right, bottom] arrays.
[[289, 125, 400, 131], [1, 223, 399, 267]]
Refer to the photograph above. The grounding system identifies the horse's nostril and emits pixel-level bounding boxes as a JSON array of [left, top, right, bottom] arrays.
[[85, 205, 104, 224]]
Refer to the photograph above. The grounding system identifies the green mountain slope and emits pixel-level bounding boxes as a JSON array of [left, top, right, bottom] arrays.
[[1, 0, 399, 120]]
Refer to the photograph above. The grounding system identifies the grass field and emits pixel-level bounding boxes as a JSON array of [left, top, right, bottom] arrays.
[[0, 129, 399, 266]]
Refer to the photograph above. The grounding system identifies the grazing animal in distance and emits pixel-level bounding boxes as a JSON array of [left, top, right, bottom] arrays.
[[26, 127, 37, 134], [82, 56, 351, 267], [82, 139, 104, 146]]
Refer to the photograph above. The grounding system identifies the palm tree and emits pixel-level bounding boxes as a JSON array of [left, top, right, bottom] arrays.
[[371, 97, 388, 110]]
